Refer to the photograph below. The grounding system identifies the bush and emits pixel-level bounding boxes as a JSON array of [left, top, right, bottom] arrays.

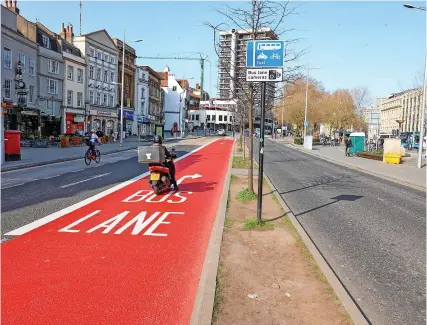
[[313, 137, 320, 143], [294, 137, 303, 145]]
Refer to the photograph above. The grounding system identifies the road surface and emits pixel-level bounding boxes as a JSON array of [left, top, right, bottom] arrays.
[[2, 138, 233, 325], [255, 139, 426, 325]]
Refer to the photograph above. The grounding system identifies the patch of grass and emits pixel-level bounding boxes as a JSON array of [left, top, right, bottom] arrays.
[[243, 218, 275, 231], [236, 188, 257, 203], [224, 217, 234, 230], [237, 146, 243, 152], [232, 156, 249, 168], [212, 265, 224, 322], [230, 174, 238, 184]]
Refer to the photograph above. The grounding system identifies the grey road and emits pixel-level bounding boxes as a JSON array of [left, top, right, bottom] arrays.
[[1, 142, 201, 242], [255, 139, 426, 325]]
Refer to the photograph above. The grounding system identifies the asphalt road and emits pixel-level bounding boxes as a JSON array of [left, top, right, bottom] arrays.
[[1, 142, 201, 242], [255, 139, 426, 325]]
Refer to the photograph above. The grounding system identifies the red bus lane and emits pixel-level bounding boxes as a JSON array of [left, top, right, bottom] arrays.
[[2, 139, 234, 325]]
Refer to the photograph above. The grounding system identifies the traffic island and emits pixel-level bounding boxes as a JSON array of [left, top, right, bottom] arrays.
[[212, 173, 352, 325]]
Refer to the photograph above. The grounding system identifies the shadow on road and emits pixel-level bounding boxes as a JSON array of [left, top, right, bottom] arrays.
[[294, 194, 363, 217]]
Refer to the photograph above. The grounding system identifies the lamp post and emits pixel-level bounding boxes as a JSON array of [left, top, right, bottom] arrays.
[[119, 30, 142, 147], [403, 4, 426, 168], [303, 63, 321, 139]]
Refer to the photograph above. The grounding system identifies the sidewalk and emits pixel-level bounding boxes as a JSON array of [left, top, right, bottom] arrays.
[[1, 135, 202, 172], [278, 140, 426, 190]]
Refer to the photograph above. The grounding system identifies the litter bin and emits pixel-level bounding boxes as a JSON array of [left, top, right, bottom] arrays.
[[4, 130, 22, 161], [349, 132, 365, 156]]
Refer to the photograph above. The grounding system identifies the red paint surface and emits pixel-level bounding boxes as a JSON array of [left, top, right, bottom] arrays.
[[2, 139, 234, 325]]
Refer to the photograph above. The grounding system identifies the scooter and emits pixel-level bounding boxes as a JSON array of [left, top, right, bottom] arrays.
[[148, 149, 177, 195]]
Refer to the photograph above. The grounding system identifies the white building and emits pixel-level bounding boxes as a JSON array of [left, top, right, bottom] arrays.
[[133, 66, 149, 135], [362, 107, 381, 140], [189, 99, 236, 131], [73, 29, 119, 134], [58, 24, 86, 134], [161, 66, 186, 132]]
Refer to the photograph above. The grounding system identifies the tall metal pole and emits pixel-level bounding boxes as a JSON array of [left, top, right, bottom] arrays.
[[418, 51, 427, 168], [303, 62, 310, 139], [79, 0, 82, 36], [200, 58, 206, 134], [120, 30, 125, 147], [256, 82, 267, 224]]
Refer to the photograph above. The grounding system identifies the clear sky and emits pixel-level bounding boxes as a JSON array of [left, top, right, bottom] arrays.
[[15, 1, 426, 104]]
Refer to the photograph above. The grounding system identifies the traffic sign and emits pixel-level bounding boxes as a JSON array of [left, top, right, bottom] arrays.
[[304, 121, 309, 127], [246, 40, 285, 68], [246, 68, 283, 82]]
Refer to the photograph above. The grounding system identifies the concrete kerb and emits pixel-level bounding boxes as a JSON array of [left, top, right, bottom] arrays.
[[189, 138, 235, 325], [262, 172, 371, 325], [1, 136, 203, 173], [282, 141, 426, 191]]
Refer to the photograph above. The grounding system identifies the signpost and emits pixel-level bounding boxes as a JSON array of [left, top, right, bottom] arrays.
[[246, 40, 284, 223]]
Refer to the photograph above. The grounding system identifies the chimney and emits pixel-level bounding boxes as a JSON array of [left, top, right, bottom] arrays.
[[61, 24, 74, 43], [6, 0, 19, 14]]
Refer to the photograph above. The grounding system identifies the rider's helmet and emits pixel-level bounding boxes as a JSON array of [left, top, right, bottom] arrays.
[[153, 135, 163, 145]]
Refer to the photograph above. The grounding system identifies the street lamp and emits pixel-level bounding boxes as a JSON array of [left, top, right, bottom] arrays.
[[119, 30, 143, 147], [303, 63, 321, 139], [404, 4, 426, 168]]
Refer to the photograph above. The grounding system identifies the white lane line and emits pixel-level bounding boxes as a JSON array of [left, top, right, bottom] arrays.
[[72, 169, 85, 173], [60, 172, 111, 188], [323, 171, 336, 178], [2, 183, 25, 190], [5, 138, 220, 236], [44, 175, 61, 180]]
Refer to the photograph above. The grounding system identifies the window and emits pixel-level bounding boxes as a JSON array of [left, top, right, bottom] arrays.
[[196, 115, 199, 121], [219, 115, 223, 122], [110, 95, 114, 107], [77, 68, 83, 83], [172, 86, 177, 91], [224, 115, 228, 122], [103, 70, 108, 83], [89, 91, 94, 104], [29, 57, 35, 76], [97, 51, 102, 60], [207, 115, 211, 121], [110, 72, 115, 83], [96, 92, 101, 105], [67, 65, 74, 80], [89, 66, 94, 79], [4, 79, 12, 98], [48, 60, 59, 74], [141, 88, 145, 99], [29, 85, 34, 103], [18, 53, 25, 72], [96, 68, 101, 81], [104, 53, 109, 62], [90, 48, 95, 57], [67, 90, 73, 106], [3, 48, 11, 68], [77, 92, 83, 107], [42, 35, 50, 49], [47, 79, 58, 94], [110, 56, 115, 64], [47, 100, 54, 115], [103, 93, 107, 105]]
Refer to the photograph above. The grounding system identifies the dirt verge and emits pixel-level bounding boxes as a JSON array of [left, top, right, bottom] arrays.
[[212, 173, 352, 325]]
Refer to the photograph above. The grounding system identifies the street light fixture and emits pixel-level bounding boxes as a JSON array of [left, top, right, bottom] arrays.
[[403, 4, 426, 168], [119, 30, 143, 147]]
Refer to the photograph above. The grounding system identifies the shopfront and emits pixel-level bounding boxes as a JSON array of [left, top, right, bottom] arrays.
[[118, 109, 134, 134], [20, 109, 40, 138], [65, 113, 85, 134], [88, 109, 117, 135]]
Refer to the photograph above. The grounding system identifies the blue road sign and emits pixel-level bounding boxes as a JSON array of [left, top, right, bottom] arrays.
[[304, 121, 309, 127], [246, 40, 285, 68]]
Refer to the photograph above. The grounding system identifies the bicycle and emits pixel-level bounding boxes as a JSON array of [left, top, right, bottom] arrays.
[[84, 141, 101, 165]]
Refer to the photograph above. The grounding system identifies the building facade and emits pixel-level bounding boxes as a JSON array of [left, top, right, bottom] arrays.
[[1, 4, 38, 138], [73, 29, 119, 134], [218, 27, 277, 115], [113, 38, 136, 134], [195, 99, 236, 131], [362, 107, 381, 140], [16, 16, 65, 138], [141, 66, 163, 134], [379, 88, 424, 135], [133, 66, 149, 135], [59, 24, 86, 134]]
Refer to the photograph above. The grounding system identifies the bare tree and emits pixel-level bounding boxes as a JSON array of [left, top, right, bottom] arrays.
[[204, 0, 306, 194], [350, 87, 373, 113], [412, 69, 424, 88]]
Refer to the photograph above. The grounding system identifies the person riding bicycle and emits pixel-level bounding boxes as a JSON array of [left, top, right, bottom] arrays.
[[88, 130, 99, 158], [151, 135, 178, 191]]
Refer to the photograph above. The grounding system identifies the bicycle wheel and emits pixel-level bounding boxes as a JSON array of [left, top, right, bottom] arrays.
[[84, 150, 92, 165], [95, 150, 101, 163]]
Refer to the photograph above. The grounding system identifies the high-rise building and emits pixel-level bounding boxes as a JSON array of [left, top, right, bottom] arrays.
[[218, 27, 277, 116]]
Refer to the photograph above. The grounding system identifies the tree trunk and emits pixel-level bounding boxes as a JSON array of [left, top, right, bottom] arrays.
[[248, 86, 254, 194]]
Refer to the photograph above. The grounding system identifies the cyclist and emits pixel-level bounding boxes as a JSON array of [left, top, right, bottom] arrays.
[[88, 130, 99, 158]]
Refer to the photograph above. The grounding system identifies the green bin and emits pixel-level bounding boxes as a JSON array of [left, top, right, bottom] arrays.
[[349, 132, 365, 155]]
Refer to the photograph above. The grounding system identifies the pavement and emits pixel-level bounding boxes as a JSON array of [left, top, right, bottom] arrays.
[[271, 138, 426, 189], [1, 138, 234, 325], [255, 139, 426, 325], [1, 133, 205, 172]]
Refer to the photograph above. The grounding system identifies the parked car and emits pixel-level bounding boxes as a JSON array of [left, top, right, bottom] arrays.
[[217, 129, 226, 136]]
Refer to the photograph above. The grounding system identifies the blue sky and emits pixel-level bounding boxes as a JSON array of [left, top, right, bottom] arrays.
[[16, 1, 426, 104]]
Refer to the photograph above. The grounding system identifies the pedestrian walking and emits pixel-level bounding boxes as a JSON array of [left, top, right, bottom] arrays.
[[345, 136, 352, 156]]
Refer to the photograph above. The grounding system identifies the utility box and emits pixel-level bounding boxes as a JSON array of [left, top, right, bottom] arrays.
[[349, 132, 365, 155], [138, 145, 166, 164]]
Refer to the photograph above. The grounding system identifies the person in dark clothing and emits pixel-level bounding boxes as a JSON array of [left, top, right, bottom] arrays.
[[152, 135, 178, 191], [345, 137, 352, 156]]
